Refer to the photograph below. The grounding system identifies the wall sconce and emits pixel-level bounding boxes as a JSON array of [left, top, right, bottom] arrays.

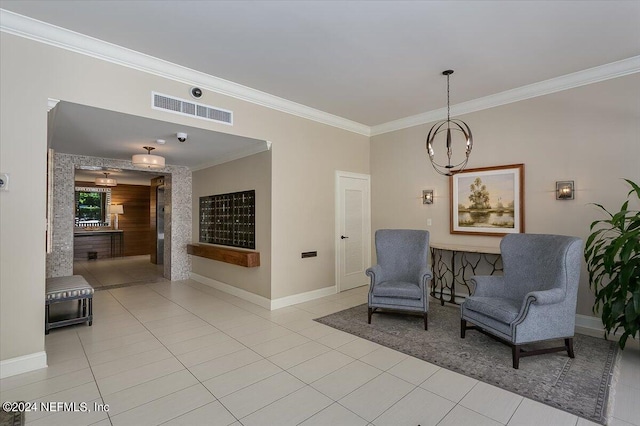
[[556, 181, 574, 200], [423, 190, 434, 204]]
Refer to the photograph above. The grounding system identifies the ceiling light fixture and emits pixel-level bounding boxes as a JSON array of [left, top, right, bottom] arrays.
[[426, 70, 473, 176], [132, 146, 165, 168], [95, 172, 117, 187]]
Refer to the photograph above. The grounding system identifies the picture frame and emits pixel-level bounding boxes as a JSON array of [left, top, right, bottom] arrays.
[[450, 164, 524, 236]]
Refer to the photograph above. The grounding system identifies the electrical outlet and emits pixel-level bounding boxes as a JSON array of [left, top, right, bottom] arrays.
[[427, 218, 432, 226], [0, 173, 8, 191]]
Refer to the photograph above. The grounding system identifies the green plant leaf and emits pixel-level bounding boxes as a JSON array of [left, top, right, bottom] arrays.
[[624, 178, 640, 199], [585, 178, 640, 351], [591, 203, 614, 219], [618, 333, 628, 350], [620, 232, 640, 263], [625, 302, 638, 323]]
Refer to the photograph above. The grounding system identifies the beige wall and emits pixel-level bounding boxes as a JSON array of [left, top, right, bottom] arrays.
[[370, 73, 640, 316], [3, 28, 633, 365], [192, 151, 272, 298], [0, 38, 48, 362], [0, 34, 369, 363]]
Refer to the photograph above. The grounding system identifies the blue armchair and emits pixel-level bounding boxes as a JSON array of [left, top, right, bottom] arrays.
[[460, 233, 583, 368], [366, 229, 432, 330]]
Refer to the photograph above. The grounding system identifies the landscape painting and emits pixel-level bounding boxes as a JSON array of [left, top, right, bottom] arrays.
[[450, 164, 524, 236]]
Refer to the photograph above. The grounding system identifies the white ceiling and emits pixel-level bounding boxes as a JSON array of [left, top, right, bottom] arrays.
[[2, 1, 639, 127], [49, 101, 267, 169]]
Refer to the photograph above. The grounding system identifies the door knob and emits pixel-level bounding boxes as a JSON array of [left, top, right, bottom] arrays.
[[341, 235, 349, 239]]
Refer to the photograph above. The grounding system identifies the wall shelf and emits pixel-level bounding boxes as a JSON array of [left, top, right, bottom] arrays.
[[187, 244, 260, 268]]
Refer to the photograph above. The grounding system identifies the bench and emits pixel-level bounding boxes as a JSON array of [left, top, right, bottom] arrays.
[[45, 275, 94, 334]]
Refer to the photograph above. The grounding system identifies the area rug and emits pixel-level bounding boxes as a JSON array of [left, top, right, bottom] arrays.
[[315, 303, 619, 424]]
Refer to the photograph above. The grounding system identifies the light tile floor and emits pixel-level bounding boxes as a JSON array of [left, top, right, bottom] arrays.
[[73, 256, 168, 289], [2, 258, 639, 426]]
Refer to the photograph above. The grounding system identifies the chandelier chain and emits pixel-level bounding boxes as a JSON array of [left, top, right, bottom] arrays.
[[446, 73, 450, 122]]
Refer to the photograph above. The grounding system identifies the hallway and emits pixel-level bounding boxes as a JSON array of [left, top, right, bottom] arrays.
[[73, 256, 167, 290]]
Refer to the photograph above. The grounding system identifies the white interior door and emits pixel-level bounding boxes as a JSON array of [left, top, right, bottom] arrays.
[[336, 171, 371, 292]]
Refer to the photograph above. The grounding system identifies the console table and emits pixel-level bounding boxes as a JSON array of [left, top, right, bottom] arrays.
[[430, 242, 502, 305], [74, 229, 124, 259]]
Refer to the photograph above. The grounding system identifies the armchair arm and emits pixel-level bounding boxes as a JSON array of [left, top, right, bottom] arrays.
[[418, 266, 433, 288], [366, 264, 385, 287], [513, 287, 569, 328], [525, 288, 565, 305], [469, 275, 507, 297]]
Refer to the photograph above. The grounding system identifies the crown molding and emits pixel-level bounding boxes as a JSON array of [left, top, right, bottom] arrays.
[[0, 9, 371, 136], [47, 98, 60, 111], [371, 55, 640, 136], [3, 9, 638, 139]]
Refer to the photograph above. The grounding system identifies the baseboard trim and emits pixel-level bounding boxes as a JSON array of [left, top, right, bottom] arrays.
[[189, 272, 337, 311], [271, 286, 337, 310], [575, 313, 605, 337], [0, 351, 47, 379], [190, 273, 271, 309], [574, 314, 640, 348], [185, 276, 620, 340]]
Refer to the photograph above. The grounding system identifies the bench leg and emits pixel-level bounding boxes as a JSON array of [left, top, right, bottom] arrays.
[[88, 297, 93, 326]]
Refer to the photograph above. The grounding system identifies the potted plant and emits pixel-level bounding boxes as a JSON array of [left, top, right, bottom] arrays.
[[585, 179, 640, 349]]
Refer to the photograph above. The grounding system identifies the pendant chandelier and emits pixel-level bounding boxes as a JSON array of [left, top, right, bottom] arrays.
[[95, 172, 117, 187], [426, 70, 473, 176], [132, 146, 165, 168]]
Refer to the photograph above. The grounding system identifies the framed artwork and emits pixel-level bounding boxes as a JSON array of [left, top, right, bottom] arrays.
[[450, 164, 524, 236]]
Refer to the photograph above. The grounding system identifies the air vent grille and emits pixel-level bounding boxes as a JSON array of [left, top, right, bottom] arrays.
[[152, 92, 233, 125]]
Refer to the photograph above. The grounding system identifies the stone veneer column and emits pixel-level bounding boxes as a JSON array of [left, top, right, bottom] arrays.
[[47, 153, 75, 277], [47, 153, 191, 280]]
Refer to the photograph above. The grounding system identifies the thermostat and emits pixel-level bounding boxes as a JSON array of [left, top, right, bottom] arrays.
[[0, 173, 8, 191]]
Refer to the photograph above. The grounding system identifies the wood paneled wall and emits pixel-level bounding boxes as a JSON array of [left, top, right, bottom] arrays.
[[76, 181, 151, 256], [73, 234, 113, 260]]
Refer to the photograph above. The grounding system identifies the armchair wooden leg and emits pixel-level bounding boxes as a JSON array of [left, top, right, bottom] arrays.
[[367, 307, 372, 324], [424, 312, 428, 330], [512, 345, 520, 369], [460, 319, 466, 338], [566, 338, 575, 358]]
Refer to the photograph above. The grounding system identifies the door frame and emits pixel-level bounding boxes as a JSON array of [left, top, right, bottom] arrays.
[[335, 170, 372, 293]]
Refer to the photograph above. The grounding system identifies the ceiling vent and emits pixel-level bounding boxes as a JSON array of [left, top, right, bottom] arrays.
[[151, 92, 233, 125]]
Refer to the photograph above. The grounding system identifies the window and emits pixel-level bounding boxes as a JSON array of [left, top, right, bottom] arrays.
[[75, 186, 111, 227]]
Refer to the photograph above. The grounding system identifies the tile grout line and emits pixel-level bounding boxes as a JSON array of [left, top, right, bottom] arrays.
[[90, 287, 231, 424], [75, 328, 114, 426], [141, 281, 342, 368], [141, 282, 384, 423], [504, 397, 526, 426]]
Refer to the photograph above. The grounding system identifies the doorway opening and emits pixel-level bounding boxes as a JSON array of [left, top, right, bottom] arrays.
[[46, 100, 270, 282], [72, 167, 167, 288]]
